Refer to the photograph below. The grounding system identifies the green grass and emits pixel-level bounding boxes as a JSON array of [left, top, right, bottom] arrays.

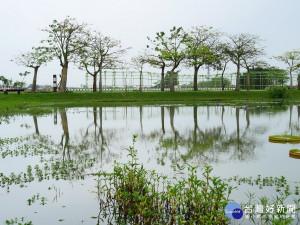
[[1, 90, 300, 114]]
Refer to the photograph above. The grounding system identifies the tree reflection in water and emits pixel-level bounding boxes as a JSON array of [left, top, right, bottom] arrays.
[[146, 106, 260, 167], [60, 109, 70, 161], [2, 104, 300, 224], [1, 105, 295, 189], [33, 116, 39, 135]]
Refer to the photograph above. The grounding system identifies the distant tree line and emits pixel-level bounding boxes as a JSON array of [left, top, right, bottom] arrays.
[[6, 16, 300, 93]]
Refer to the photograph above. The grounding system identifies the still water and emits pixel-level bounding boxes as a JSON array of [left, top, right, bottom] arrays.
[[0, 105, 299, 224]]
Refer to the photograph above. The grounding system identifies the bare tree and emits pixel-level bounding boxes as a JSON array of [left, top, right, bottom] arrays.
[[146, 53, 170, 91], [146, 39, 172, 91], [274, 50, 300, 89], [185, 26, 221, 91], [132, 53, 148, 92], [225, 33, 264, 91], [42, 16, 90, 92], [149, 27, 188, 92], [241, 59, 267, 90], [12, 47, 50, 92], [211, 42, 231, 91], [78, 31, 129, 92]]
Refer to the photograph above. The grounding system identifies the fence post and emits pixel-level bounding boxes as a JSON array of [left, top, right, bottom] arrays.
[[53, 75, 57, 92], [85, 73, 88, 91], [113, 71, 116, 89], [104, 71, 107, 90]]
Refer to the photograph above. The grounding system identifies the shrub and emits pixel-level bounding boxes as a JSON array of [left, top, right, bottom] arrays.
[[268, 87, 290, 99]]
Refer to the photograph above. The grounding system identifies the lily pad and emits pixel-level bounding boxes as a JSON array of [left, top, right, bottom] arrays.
[[269, 135, 300, 143], [289, 149, 300, 159]]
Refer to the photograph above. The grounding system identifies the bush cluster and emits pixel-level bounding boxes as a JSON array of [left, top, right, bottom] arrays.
[[268, 87, 290, 99]]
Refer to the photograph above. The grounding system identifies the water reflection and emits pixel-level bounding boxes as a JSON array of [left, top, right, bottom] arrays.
[[2, 105, 299, 169], [60, 109, 70, 160], [1, 104, 300, 224], [2, 105, 300, 177], [141, 106, 259, 167], [45, 106, 300, 167], [33, 116, 39, 135]]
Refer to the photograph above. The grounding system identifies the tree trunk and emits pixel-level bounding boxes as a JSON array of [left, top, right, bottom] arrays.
[[161, 106, 165, 134], [99, 69, 103, 92], [235, 62, 240, 91], [221, 106, 225, 125], [139, 106, 143, 131], [139, 70, 142, 92], [99, 107, 105, 152], [61, 110, 69, 136], [161, 65, 165, 92], [99, 107, 103, 133], [31, 67, 39, 93], [33, 116, 39, 135], [93, 107, 97, 130], [246, 68, 250, 91], [246, 109, 250, 129], [289, 106, 292, 132], [59, 65, 68, 92], [193, 66, 200, 91], [92, 74, 97, 92], [60, 109, 70, 160], [169, 106, 178, 150], [221, 62, 227, 91], [193, 106, 198, 130], [170, 107, 175, 131], [236, 107, 240, 156], [290, 71, 293, 89], [221, 73, 225, 91], [170, 68, 175, 92]]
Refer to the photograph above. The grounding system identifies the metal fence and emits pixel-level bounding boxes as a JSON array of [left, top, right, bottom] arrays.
[[1, 70, 298, 92], [70, 70, 298, 92]]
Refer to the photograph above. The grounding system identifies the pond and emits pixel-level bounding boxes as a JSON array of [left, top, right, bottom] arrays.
[[0, 104, 300, 224]]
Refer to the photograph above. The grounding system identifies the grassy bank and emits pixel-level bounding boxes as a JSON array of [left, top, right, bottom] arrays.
[[1, 90, 300, 114]]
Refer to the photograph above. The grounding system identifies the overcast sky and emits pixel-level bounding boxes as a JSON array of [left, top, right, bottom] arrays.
[[1, 0, 300, 87]]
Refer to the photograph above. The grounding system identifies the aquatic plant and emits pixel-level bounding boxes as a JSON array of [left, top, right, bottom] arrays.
[[5, 217, 32, 225], [96, 135, 233, 224], [241, 191, 299, 225], [269, 135, 300, 143], [27, 193, 47, 206], [289, 149, 300, 159], [227, 174, 300, 224]]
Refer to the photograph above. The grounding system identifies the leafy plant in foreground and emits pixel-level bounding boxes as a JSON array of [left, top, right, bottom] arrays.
[[96, 135, 232, 224]]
